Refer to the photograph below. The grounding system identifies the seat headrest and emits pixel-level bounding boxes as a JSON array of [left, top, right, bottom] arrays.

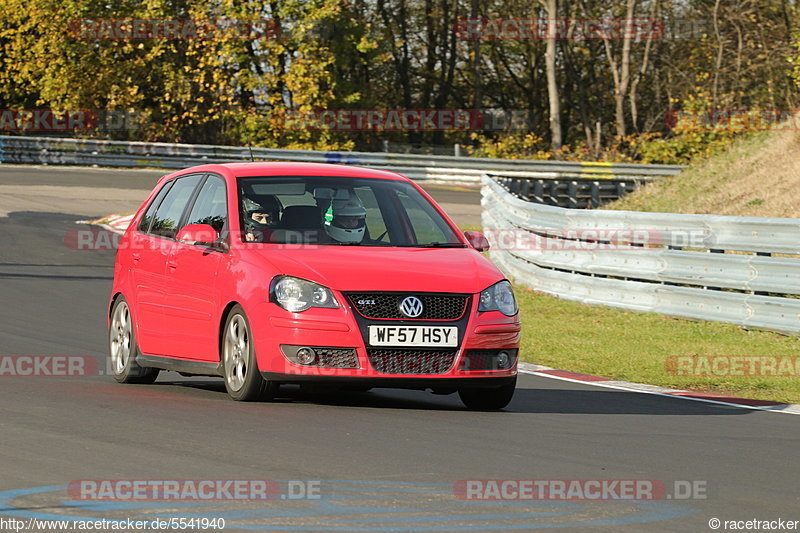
[[280, 205, 321, 229]]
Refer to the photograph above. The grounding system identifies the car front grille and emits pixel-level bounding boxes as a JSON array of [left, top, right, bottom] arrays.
[[366, 348, 457, 374], [346, 293, 469, 320]]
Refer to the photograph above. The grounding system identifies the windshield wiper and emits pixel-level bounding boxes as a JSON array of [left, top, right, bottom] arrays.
[[421, 242, 468, 248]]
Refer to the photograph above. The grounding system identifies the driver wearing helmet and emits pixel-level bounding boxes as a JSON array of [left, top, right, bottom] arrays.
[[242, 196, 280, 242], [323, 195, 367, 244]]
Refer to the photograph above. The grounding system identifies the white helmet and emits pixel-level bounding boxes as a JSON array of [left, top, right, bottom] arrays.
[[324, 196, 367, 243]]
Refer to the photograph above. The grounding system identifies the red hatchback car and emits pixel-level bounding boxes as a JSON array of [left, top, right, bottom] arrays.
[[108, 163, 521, 409]]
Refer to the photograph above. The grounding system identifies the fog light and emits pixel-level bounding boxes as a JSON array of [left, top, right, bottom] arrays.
[[296, 347, 316, 365], [497, 351, 510, 369]]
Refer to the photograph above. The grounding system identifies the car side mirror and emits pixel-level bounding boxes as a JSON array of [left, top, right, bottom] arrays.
[[177, 224, 220, 247], [464, 230, 490, 252]]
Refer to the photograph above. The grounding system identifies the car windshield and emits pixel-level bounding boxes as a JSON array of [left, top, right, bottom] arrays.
[[237, 176, 465, 248]]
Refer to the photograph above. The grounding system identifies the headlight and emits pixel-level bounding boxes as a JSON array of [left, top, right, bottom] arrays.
[[478, 280, 518, 316], [270, 276, 339, 312]]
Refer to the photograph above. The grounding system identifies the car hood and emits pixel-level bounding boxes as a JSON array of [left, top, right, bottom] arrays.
[[247, 246, 505, 294]]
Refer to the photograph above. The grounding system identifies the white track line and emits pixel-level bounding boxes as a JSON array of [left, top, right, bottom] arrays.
[[518, 362, 800, 416]]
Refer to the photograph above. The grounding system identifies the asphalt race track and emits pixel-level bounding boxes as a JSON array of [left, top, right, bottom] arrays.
[[1, 165, 799, 532]]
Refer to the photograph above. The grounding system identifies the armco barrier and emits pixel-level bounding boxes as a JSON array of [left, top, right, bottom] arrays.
[[489, 173, 656, 208], [482, 174, 800, 335], [0, 135, 683, 186]]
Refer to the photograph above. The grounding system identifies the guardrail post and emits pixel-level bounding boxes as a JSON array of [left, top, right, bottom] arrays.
[[533, 180, 544, 203], [549, 181, 559, 206], [568, 181, 578, 208], [520, 180, 531, 201]]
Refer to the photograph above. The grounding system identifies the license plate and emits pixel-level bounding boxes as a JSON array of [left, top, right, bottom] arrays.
[[368, 326, 458, 347]]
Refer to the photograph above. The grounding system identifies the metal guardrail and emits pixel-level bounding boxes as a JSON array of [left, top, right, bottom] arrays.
[[489, 173, 660, 208], [482, 174, 800, 335], [0, 135, 684, 185]]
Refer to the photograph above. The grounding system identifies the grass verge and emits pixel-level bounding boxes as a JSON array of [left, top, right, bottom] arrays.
[[515, 286, 800, 404], [606, 129, 800, 217]]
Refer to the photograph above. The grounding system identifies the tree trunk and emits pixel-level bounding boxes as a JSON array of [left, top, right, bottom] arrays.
[[543, 0, 562, 151], [630, 0, 657, 132], [470, 0, 482, 112], [602, 0, 636, 139]]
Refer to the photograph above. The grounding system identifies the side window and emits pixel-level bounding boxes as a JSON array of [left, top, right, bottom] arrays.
[[149, 174, 205, 239], [185, 176, 227, 233], [395, 190, 449, 244], [138, 180, 173, 233], [354, 186, 387, 240]]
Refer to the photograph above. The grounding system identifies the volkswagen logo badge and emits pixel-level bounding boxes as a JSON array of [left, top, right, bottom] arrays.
[[400, 296, 424, 318]]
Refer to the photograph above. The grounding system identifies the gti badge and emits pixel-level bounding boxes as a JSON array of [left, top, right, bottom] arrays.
[[400, 296, 424, 318]]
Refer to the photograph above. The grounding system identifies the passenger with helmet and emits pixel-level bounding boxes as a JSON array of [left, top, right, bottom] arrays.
[[323, 195, 367, 244], [242, 196, 281, 242]]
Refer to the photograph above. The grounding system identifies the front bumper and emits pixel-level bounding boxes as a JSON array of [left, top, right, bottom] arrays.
[[248, 294, 521, 383], [259, 373, 516, 390]]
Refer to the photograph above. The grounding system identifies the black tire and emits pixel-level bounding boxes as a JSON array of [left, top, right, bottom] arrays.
[[458, 376, 516, 410], [221, 305, 277, 401], [109, 296, 159, 384]]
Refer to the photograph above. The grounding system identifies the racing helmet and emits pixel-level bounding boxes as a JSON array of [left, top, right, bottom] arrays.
[[243, 196, 280, 231], [323, 195, 367, 243]]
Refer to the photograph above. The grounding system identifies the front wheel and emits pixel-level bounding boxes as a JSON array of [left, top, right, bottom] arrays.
[[109, 297, 159, 384], [458, 376, 516, 410], [222, 306, 277, 401]]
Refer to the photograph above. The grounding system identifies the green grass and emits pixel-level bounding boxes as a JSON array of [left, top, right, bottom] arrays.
[[606, 129, 800, 218], [515, 286, 800, 404]]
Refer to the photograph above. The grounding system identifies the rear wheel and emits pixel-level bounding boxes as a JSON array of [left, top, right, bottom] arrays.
[[109, 297, 159, 384], [458, 376, 516, 410], [222, 306, 277, 401]]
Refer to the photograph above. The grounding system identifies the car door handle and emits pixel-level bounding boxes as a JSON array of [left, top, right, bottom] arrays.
[[132, 253, 141, 263], [167, 260, 178, 270]]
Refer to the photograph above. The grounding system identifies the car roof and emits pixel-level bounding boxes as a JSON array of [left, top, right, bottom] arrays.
[[162, 162, 409, 182]]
